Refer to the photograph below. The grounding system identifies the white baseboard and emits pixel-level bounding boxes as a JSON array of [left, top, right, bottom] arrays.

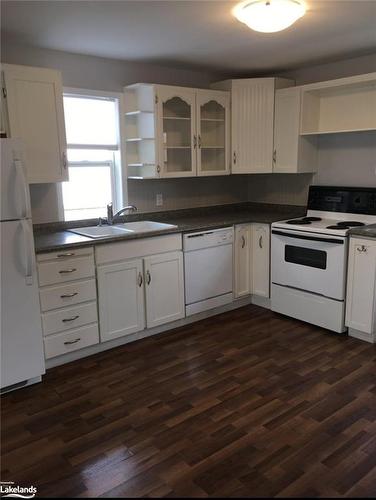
[[348, 327, 375, 344], [46, 295, 257, 369]]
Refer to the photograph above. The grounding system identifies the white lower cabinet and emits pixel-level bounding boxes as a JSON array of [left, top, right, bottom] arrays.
[[37, 247, 99, 359], [96, 236, 185, 342], [234, 223, 270, 299], [144, 251, 185, 328], [251, 224, 270, 298], [97, 259, 145, 342], [346, 237, 376, 343], [234, 225, 252, 298]]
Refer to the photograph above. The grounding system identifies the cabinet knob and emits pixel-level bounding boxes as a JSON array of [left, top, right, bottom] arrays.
[[233, 151, 237, 165], [193, 135, 197, 149]]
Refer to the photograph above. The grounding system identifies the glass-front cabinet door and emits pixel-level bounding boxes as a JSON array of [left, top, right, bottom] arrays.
[[156, 86, 196, 177], [196, 90, 230, 176]]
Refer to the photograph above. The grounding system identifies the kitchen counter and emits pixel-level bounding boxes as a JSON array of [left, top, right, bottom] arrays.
[[34, 202, 306, 253], [349, 224, 376, 240]]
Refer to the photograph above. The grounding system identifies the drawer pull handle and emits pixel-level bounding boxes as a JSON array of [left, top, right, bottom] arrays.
[[259, 236, 263, 249], [62, 315, 79, 323], [241, 235, 246, 248], [64, 338, 81, 345], [59, 268, 77, 274], [60, 292, 78, 298], [57, 252, 75, 258]]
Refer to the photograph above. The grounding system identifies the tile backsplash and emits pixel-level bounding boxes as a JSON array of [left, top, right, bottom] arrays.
[[127, 175, 250, 213]]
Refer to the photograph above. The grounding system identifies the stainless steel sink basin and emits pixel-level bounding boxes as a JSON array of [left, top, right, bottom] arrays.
[[117, 221, 177, 233], [69, 221, 177, 239], [69, 225, 133, 239]]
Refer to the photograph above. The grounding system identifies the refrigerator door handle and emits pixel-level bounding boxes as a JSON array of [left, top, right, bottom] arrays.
[[14, 159, 30, 219], [21, 219, 34, 285]]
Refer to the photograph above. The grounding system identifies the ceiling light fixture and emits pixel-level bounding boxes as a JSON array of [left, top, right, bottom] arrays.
[[233, 0, 306, 33]]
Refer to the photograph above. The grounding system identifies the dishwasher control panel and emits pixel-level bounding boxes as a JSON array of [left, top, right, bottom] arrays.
[[183, 227, 234, 251]]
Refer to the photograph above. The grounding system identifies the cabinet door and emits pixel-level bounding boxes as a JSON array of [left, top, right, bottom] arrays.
[[144, 251, 185, 328], [156, 85, 197, 177], [3, 64, 68, 183], [274, 87, 300, 173], [196, 90, 230, 176], [234, 225, 252, 298], [97, 259, 145, 342], [346, 239, 376, 334], [251, 224, 270, 298], [274, 87, 317, 174], [232, 79, 275, 174]]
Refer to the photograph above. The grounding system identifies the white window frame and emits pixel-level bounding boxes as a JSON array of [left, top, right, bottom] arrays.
[[58, 87, 127, 221]]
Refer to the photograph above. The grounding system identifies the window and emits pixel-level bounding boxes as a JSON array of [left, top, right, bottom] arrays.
[[62, 92, 122, 221]]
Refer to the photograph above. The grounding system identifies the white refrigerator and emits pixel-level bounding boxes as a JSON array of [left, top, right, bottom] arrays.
[[1, 138, 45, 390]]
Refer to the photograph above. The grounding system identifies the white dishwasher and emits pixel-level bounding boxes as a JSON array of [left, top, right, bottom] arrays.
[[183, 227, 234, 316]]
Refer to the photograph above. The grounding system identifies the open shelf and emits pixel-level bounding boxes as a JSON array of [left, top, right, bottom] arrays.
[[126, 137, 154, 142], [125, 110, 154, 116], [201, 118, 225, 122], [163, 116, 191, 121], [300, 73, 376, 135]]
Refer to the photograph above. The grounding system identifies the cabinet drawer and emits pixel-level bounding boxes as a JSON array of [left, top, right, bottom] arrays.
[[37, 246, 93, 262], [38, 255, 95, 286], [39, 279, 97, 312], [44, 323, 99, 359], [42, 301, 98, 336]]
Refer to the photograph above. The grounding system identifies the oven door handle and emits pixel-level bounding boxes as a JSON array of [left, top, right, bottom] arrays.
[[271, 230, 344, 245]]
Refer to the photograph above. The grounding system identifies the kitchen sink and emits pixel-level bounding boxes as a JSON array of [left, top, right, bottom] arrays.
[[117, 221, 177, 233], [68, 225, 133, 238], [69, 221, 177, 239]]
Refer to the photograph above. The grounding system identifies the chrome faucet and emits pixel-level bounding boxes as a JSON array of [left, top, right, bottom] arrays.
[[106, 202, 137, 225]]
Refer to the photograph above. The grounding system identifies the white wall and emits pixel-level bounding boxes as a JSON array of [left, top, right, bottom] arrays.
[[315, 132, 376, 187]]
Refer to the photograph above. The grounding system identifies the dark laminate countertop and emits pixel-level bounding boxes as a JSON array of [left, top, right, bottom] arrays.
[[349, 224, 376, 240], [34, 203, 306, 253]]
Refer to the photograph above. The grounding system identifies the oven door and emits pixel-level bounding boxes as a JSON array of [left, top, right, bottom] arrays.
[[271, 229, 347, 300]]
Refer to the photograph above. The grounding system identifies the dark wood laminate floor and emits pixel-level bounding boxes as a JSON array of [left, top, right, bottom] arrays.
[[1, 305, 376, 498]]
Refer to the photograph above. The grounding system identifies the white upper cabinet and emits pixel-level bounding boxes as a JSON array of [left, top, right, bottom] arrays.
[[156, 85, 197, 178], [232, 78, 275, 174], [196, 90, 230, 176], [273, 87, 318, 173], [300, 73, 376, 135], [346, 237, 376, 342], [124, 83, 230, 179], [214, 78, 293, 174], [2, 64, 68, 183]]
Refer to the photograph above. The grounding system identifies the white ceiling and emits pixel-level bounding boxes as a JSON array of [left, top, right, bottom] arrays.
[[1, 0, 376, 73]]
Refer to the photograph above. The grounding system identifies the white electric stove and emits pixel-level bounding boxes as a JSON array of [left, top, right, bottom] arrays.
[[271, 186, 376, 333]]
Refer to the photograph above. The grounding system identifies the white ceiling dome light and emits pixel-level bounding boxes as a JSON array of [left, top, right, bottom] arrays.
[[233, 0, 306, 33]]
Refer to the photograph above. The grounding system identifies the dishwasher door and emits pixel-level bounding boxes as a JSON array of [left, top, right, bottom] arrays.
[[184, 228, 233, 315]]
